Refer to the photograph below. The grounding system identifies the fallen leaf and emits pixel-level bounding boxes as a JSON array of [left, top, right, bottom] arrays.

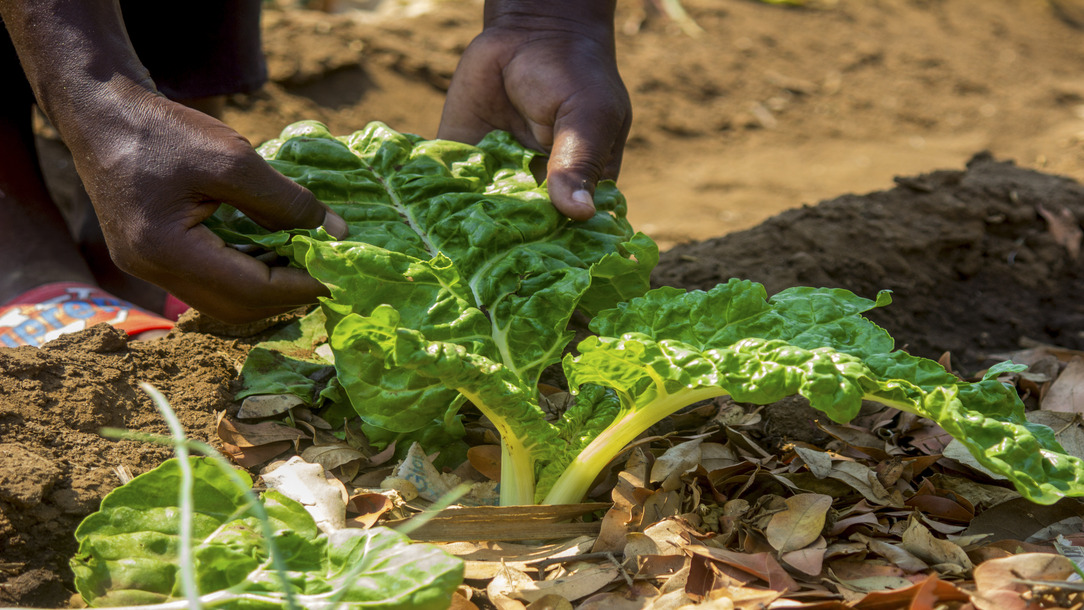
[[899, 518, 972, 575], [344, 492, 392, 529], [971, 552, 1077, 610], [851, 572, 969, 609], [828, 557, 911, 593], [686, 546, 799, 594], [217, 412, 309, 447], [765, 494, 832, 552], [780, 536, 827, 576], [853, 534, 929, 573], [450, 588, 480, 610], [592, 506, 633, 554], [237, 393, 305, 419], [1039, 356, 1084, 414], [827, 461, 901, 507], [650, 439, 704, 487], [221, 440, 292, 469], [468, 445, 502, 481], [794, 446, 833, 479], [577, 581, 661, 610], [524, 594, 573, 610], [513, 564, 623, 605], [904, 479, 974, 523], [488, 565, 533, 610], [300, 438, 367, 472]]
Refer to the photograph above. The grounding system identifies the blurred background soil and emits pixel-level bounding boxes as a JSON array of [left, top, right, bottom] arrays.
[[4, 0, 1084, 606], [236, 0, 1084, 250]]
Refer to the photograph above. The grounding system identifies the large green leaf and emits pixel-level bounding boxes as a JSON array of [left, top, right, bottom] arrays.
[[211, 121, 653, 505], [71, 457, 463, 608], [548, 281, 1084, 505]]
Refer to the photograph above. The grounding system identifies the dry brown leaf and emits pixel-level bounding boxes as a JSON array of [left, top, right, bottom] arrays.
[[899, 518, 973, 575], [592, 506, 634, 554], [344, 492, 393, 529], [488, 565, 533, 610], [467, 445, 502, 481], [300, 438, 366, 472], [524, 594, 573, 610], [794, 446, 833, 479], [779, 536, 826, 576], [765, 493, 832, 552], [513, 563, 623, 605], [851, 572, 969, 609], [817, 423, 894, 460], [903, 479, 975, 523], [217, 411, 309, 447], [220, 440, 292, 469], [634, 555, 688, 581], [237, 393, 305, 419], [577, 581, 661, 610], [704, 583, 781, 609], [827, 512, 882, 537], [828, 557, 911, 594], [450, 588, 480, 610], [696, 445, 740, 475], [686, 546, 799, 594], [826, 461, 901, 507], [1040, 356, 1084, 414], [852, 534, 929, 573], [971, 552, 1077, 610], [650, 439, 704, 488]]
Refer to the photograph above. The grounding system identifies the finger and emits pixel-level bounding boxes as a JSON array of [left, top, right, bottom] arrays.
[[545, 106, 629, 221], [158, 224, 330, 324], [602, 113, 632, 182], [216, 152, 348, 239]]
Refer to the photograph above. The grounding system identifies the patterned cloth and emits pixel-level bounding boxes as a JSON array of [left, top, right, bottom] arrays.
[[0, 282, 176, 348]]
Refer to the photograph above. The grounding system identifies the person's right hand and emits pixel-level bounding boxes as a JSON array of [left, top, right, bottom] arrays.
[[69, 87, 348, 323]]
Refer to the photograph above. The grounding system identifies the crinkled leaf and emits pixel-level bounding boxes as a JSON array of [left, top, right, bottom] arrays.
[[556, 281, 1084, 505], [71, 457, 462, 608]]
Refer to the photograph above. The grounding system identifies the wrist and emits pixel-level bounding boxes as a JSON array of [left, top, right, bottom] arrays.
[[483, 0, 616, 40]]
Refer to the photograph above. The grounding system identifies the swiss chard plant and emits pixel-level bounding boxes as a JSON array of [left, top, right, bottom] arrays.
[[210, 121, 1084, 507]]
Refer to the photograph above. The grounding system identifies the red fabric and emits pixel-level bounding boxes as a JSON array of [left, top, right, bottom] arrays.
[[0, 282, 174, 348], [162, 293, 191, 322]]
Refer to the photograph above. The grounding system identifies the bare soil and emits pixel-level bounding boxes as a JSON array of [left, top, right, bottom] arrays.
[[3, 0, 1084, 606]]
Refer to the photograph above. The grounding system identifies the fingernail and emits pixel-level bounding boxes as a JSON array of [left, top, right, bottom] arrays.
[[323, 210, 348, 239], [571, 190, 595, 213]]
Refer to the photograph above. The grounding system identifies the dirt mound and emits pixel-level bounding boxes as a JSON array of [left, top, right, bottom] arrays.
[[0, 324, 248, 606], [654, 155, 1084, 369]]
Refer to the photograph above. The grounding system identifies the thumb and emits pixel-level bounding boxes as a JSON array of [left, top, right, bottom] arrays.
[[544, 109, 629, 221], [221, 156, 348, 238]]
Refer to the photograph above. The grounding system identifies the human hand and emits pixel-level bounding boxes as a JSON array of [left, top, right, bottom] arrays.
[[437, 1, 631, 221], [68, 89, 348, 323]]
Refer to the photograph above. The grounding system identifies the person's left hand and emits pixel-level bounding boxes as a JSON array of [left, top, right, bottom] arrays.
[[437, 12, 631, 221]]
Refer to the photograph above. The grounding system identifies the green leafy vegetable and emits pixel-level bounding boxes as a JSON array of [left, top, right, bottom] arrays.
[[72, 457, 463, 609], [213, 121, 1084, 506]]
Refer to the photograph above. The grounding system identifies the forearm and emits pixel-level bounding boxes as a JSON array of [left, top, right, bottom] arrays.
[[0, 0, 155, 144]]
